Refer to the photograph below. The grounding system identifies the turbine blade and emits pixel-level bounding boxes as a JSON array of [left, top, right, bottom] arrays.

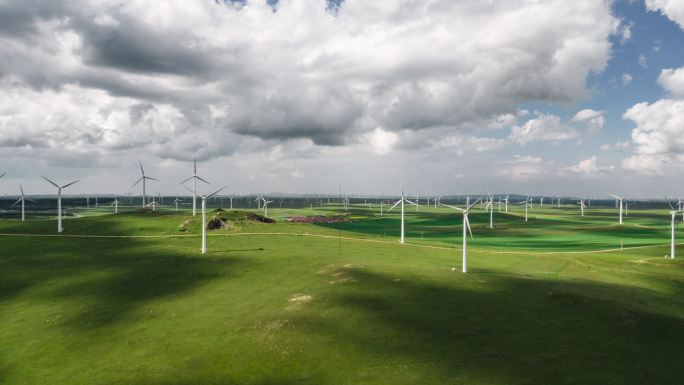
[[405, 199, 419, 206], [195, 175, 211, 185], [19, 184, 24, 197], [131, 177, 143, 188], [466, 199, 481, 211], [139, 161, 145, 176], [388, 199, 402, 211], [0, 172, 6, 178], [42, 176, 59, 188], [181, 185, 193, 194], [206, 186, 226, 199], [146, 177, 159, 182], [11, 198, 21, 207], [179, 176, 194, 185], [61, 180, 79, 189], [441, 203, 464, 212], [465, 215, 473, 239], [608, 193, 620, 200]]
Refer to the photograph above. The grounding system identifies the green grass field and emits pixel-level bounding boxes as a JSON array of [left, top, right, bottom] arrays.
[[1, 204, 683, 384]]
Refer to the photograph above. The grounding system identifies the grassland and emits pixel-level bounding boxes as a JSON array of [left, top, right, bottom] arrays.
[[1, 203, 683, 384]]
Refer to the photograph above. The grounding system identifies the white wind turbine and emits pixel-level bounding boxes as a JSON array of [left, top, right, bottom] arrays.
[[577, 199, 586, 217], [609, 194, 628, 224], [200, 186, 226, 254], [12, 185, 35, 222], [171, 197, 181, 211], [387, 189, 419, 244], [485, 191, 498, 229], [145, 199, 160, 212], [442, 199, 480, 273], [131, 161, 158, 208], [260, 195, 274, 218], [516, 196, 532, 222], [110, 196, 121, 213], [180, 159, 210, 216], [42, 176, 78, 232], [667, 200, 681, 259]]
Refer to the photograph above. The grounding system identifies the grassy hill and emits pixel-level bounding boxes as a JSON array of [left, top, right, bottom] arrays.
[[1, 204, 683, 384]]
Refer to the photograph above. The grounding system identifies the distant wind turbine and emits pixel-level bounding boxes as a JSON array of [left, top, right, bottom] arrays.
[[131, 161, 158, 208], [110, 196, 120, 213], [668, 199, 681, 259], [180, 159, 210, 216], [609, 194, 628, 224], [171, 197, 181, 211], [12, 185, 35, 222], [388, 189, 419, 244], [442, 199, 480, 273], [260, 195, 274, 218], [517, 197, 532, 222], [577, 199, 586, 217], [42, 176, 78, 232]]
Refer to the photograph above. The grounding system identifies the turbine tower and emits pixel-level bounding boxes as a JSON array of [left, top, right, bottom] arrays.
[[517, 197, 532, 222], [259, 195, 274, 218], [578, 199, 586, 217], [200, 187, 226, 254], [111, 196, 120, 213], [442, 199, 480, 273], [388, 189, 419, 244], [42, 176, 78, 232], [609, 194, 628, 224], [180, 159, 210, 216], [132, 161, 159, 208], [12, 185, 34, 222]]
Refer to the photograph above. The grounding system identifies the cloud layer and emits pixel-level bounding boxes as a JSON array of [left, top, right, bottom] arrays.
[[0, 0, 618, 162]]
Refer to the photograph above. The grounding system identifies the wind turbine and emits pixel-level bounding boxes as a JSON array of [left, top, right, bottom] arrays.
[[442, 199, 480, 273], [146, 200, 160, 211], [180, 159, 210, 216], [387, 189, 419, 244], [110, 196, 121, 213], [42, 176, 78, 232], [171, 197, 181, 211], [485, 191, 498, 229], [516, 197, 531, 222], [260, 195, 274, 218], [12, 185, 34, 222], [131, 161, 158, 207], [666, 199, 681, 259], [200, 186, 226, 254], [609, 194, 628, 224], [577, 199, 586, 216]]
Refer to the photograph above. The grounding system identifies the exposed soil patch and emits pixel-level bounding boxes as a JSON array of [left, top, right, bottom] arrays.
[[287, 215, 349, 223], [287, 293, 313, 311], [317, 263, 360, 284]]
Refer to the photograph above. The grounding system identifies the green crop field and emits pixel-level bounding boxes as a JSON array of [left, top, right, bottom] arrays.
[[1, 203, 683, 384]]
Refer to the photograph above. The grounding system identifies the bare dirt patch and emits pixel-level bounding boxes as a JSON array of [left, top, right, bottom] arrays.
[[287, 293, 313, 311], [317, 263, 360, 284]]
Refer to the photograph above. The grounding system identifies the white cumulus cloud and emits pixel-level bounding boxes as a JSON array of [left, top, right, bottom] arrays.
[[646, 0, 684, 29]]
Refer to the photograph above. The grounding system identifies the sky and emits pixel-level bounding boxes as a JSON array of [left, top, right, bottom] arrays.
[[1, 0, 684, 197]]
